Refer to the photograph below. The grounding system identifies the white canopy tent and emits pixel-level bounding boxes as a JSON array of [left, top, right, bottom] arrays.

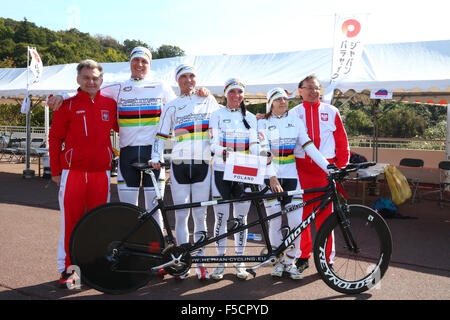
[[1, 39, 449, 164]]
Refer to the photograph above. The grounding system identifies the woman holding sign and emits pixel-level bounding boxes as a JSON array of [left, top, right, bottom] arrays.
[[209, 78, 259, 280], [258, 88, 331, 279]]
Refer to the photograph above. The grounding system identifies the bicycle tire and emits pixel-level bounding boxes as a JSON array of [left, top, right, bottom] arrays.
[[70, 202, 165, 294], [313, 204, 392, 294]]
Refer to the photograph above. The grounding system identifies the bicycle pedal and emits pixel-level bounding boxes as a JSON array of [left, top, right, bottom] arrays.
[[246, 268, 256, 278]]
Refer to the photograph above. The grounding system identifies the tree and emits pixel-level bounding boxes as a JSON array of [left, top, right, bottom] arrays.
[[378, 106, 425, 138], [156, 44, 185, 59], [344, 109, 373, 136]]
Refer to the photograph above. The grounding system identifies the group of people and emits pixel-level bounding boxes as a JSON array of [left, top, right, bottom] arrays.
[[48, 46, 349, 288]]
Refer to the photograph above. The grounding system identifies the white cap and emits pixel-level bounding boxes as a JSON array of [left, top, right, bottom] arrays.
[[224, 78, 245, 96], [266, 87, 289, 113], [130, 46, 152, 64], [175, 64, 196, 82]]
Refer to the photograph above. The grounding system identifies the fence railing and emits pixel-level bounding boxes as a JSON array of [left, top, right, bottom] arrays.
[[0, 125, 446, 151], [348, 137, 446, 151]]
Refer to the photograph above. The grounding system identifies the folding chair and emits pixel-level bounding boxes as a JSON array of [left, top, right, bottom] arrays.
[[438, 161, 450, 208], [399, 158, 424, 204]]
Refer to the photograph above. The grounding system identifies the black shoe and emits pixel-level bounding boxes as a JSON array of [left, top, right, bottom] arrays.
[[295, 258, 309, 272]]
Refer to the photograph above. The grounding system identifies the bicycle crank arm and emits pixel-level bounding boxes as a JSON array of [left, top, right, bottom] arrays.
[[245, 255, 278, 278], [150, 253, 186, 273]]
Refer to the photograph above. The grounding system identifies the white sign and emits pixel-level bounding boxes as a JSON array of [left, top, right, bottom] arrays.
[[324, 14, 367, 104], [223, 152, 266, 185], [330, 14, 366, 83], [370, 89, 393, 100], [28, 47, 43, 84]]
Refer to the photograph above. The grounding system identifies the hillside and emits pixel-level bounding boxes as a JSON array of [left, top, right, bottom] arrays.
[[0, 17, 184, 67]]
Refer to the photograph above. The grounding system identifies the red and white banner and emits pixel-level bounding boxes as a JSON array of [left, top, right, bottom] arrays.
[[223, 152, 266, 185], [323, 14, 367, 104], [28, 47, 43, 84]]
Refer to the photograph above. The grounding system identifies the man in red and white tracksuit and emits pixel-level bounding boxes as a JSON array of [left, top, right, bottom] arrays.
[[49, 59, 118, 288], [289, 75, 349, 271]]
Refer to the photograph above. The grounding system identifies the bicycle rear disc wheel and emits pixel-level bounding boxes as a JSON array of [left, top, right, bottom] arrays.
[[70, 202, 164, 294], [313, 204, 392, 294]]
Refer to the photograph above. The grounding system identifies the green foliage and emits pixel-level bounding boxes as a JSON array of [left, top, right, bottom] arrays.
[[0, 17, 185, 67], [0, 103, 50, 126], [338, 99, 446, 139], [344, 109, 373, 136]]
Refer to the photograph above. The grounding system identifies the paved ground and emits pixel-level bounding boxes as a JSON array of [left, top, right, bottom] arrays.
[[0, 162, 449, 303]]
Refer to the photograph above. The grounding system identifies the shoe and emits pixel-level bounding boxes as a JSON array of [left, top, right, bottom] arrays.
[[212, 263, 226, 280], [271, 263, 285, 278], [157, 268, 167, 278], [196, 266, 210, 280], [175, 269, 190, 280], [295, 258, 309, 273], [58, 271, 74, 289], [235, 263, 249, 280], [284, 264, 303, 280]]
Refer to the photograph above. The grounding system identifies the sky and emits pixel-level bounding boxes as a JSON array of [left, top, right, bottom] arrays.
[[1, 0, 449, 56]]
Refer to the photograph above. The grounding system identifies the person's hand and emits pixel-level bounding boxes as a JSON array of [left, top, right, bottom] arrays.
[[269, 176, 283, 193], [52, 175, 61, 186], [256, 113, 265, 120], [47, 95, 63, 110], [196, 87, 210, 97], [149, 160, 161, 170]]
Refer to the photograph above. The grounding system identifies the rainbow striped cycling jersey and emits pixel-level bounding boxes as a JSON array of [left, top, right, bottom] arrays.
[[174, 120, 210, 142], [151, 94, 221, 162], [118, 105, 161, 127], [100, 77, 176, 148], [209, 105, 259, 172], [258, 113, 315, 179]]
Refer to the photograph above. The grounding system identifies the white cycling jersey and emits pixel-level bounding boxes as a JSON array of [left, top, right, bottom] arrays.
[[61, 77, 177, 148], [101, 78, 177, 148], [258, 113, 330, 178], [209, 106, 259, 172], [152, 93, 221, 163]]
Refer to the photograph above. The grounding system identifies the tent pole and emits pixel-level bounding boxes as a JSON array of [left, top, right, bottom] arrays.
[[372, 100, 380, 162], [23, 46, 35, 179], [447, 104, 450, 161]]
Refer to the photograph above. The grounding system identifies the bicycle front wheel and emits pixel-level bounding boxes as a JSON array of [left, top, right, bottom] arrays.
[[313, 204, 392, 294], [70, 202, 165, 294]]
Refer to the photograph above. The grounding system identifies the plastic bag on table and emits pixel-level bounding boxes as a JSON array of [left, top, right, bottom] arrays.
[[383, 165, 412, 205]]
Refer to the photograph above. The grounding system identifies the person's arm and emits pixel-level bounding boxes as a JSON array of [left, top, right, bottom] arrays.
[[150, 105, 175, 169], [333, 110, 350, 168], [209, 110, 226, 157], [296, 119, 330, 173], [196, 87, 210, 97], [49, 103, 69, 185], [258, 119, 281, 192], [46, 91, 77, 110]]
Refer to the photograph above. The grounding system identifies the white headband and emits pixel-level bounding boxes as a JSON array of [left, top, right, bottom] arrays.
[[224, 78, 245, 96], [175, 64, 196, 82], [266, 87, 289, 113], [130, 46, 152, 64]]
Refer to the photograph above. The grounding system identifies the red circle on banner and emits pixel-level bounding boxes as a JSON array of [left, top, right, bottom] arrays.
[[341, 19, 361, 38]]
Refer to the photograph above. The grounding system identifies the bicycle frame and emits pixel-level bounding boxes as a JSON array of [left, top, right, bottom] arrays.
[[114, 168, 349, 275]]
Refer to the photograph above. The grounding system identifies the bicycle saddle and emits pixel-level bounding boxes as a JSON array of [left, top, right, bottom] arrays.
[[131, 162, 152, 170]]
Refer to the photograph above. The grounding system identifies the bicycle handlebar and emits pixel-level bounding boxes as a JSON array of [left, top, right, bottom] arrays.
[[328, 161, 377, 182]]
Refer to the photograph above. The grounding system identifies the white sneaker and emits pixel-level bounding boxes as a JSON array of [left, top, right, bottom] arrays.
[[235, 263, 249, 280], [284, 264, 303, 280], [196, 266, 210, 280], [212, 263, 226, 280], [175, 269, 190, 280], [271, 263, 285, 278]]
